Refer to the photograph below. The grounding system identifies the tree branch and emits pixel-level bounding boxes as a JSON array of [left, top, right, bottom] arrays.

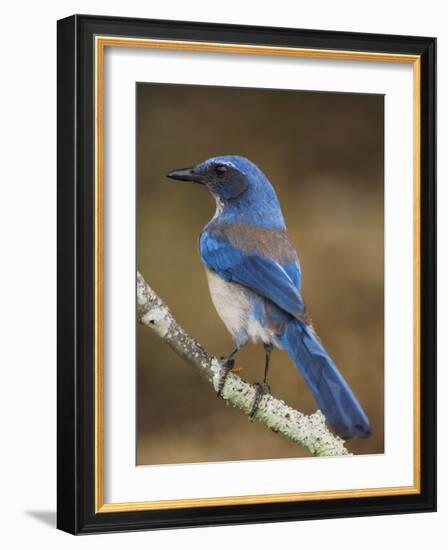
[[137, 271, 350, 457]]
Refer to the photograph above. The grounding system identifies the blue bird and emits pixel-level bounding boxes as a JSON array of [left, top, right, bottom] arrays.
[[167, 155, 371, 439]]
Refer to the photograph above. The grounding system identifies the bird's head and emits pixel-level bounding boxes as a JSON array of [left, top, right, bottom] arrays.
[[166, 155, 285, 228], [166, 155, 261, 201]]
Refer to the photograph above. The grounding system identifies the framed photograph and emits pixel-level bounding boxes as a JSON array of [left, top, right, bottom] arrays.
[[57, 14, 436, 534]]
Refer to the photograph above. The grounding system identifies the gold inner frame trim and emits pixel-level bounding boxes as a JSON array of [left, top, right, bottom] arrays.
[[94, 36, 421, 513]]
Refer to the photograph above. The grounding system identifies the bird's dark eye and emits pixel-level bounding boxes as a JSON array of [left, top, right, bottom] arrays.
[[215, 164, 228, 176]]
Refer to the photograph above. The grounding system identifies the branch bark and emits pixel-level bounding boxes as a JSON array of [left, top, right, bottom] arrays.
[[137, 271, 350, 457]]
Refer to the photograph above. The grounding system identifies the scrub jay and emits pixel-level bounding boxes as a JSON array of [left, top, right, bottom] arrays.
[[167, 155, 371, 439]]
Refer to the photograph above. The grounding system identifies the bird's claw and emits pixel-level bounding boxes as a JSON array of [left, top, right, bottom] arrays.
[[216, 358, 235, 397], [249, 382, 271, 419]]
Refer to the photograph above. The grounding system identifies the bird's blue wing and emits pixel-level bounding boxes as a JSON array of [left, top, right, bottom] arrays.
[[200, 231, 305, 318]]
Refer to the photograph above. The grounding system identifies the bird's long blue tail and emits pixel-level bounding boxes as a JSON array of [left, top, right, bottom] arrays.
[[279, 319, 371, 439]]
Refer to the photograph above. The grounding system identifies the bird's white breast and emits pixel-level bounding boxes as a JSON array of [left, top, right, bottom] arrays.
[[205, 268, 250, 337], [205, 268, 277, 346]]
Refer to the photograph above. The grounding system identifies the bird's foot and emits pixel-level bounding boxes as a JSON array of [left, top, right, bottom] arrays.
[[216, 358, 236, 398], [249, 382, 271, 419]]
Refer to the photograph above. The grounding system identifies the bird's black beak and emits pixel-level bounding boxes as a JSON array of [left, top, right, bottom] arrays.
[[166, 166, 204, 185]]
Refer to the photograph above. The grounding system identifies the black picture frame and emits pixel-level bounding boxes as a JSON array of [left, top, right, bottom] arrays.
[[57, 14, 436, 534]]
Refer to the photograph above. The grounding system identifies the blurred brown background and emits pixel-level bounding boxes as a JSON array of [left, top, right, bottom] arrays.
[[136, 83, 384, 465]]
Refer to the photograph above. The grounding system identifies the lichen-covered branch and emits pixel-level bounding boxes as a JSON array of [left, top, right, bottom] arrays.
[[137, 271, 350, 457]]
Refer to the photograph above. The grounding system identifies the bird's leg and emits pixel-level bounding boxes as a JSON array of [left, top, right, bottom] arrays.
[[217, 346, 240, 397], [263, 343, 273, 385], [249, 343, 274, 418]]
